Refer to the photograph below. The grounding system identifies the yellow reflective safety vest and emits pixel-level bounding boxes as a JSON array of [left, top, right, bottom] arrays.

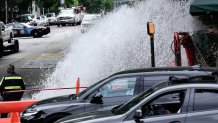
[[0, 72, 25, 101]]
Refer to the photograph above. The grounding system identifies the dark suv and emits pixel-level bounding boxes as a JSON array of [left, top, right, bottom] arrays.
[[56, 75, 218, 123], [21, 66, 218, 123]]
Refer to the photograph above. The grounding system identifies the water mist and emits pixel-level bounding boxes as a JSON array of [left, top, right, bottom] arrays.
[[33, 0, 202, 99]]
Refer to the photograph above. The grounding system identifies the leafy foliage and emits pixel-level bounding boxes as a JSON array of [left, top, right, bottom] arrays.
[[78, 0, 113, 13], [0, 0, 113, 22]]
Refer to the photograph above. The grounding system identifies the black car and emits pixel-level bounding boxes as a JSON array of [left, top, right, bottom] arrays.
[[6, 22, 50, 38], [56, 75, 218, 123], [20, 66, 218, 123]]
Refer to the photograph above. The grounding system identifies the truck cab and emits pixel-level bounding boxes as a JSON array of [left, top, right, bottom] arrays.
[[0, 21, 14, 42], [0, 21, 19, 58], [0, 22, 3, 58]]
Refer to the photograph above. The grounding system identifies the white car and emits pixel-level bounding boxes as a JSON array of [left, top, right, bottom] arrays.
[[0, 21, 19, 58], [24, 14, 40, 26], [45, 13, 57, 25], [0, 21, 14, 42], [81, 14, 101, 33], [37, 15, 49, 26]]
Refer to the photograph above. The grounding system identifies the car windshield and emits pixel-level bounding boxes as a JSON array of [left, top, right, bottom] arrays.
[[22, 23, 31, 28], [5, 23, 13, 28], [46, 13, 54, 17], [113, 81, 168, 114], [75, 78, 108, 98], [60, 10, 75, 14]]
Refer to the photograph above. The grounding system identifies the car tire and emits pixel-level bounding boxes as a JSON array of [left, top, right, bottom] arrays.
[[57, 24, 60, 27], [32, 31, 39, 38], [0, 39, 3, 58], [12, 40, 19, 53], [43, 114, 69, 123]]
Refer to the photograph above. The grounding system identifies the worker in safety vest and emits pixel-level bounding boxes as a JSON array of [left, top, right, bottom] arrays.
[[0, 64, 25, 101]]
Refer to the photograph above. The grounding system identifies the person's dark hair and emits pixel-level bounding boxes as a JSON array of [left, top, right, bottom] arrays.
[[7, 64, 15, 73]]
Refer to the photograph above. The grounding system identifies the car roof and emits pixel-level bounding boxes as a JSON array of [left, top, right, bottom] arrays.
[[82, 67, 217, 96], [162, 83, 218, 91], [151, 74, 218, 91], [109, 66, 218, 77]]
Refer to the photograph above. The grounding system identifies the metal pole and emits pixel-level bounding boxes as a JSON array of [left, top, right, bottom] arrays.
[[5, 0, 8, 23], [150, 36, 155, 67]]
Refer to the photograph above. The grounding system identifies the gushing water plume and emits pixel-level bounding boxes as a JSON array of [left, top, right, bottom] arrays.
[[33, 0, 202, 99]]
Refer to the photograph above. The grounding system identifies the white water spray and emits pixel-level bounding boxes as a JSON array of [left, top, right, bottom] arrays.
[[33, 0, 203, 99]]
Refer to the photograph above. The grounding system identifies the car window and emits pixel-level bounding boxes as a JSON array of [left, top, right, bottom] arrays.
[[114, 81, 169, 114], [143, 75, 190, 90], [46, 14, 54, 17], [141, 90, 186, 117], [14, 23, 24, 28], [77, 80, 103, 98], [193, 89, 218, 111], [98, 77, 137, 97], [0, 23, 4, 29]]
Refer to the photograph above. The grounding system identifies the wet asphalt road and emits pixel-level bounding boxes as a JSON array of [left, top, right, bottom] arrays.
[[0, 25, 81, 89]]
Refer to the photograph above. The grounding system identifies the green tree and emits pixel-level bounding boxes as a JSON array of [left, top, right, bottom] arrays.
[[102, 0, 113, 12], [0, 0, 32, 22], [35, 0, 59, 13], [78, 0, 113, 13], [73, 0, 79, 6]]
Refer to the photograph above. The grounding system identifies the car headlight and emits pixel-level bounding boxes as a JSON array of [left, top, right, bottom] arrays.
[[21, 109, 38, 117]]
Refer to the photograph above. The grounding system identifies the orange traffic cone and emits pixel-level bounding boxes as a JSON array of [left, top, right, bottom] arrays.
[[75, 77, 80, 94], [10, 112, 20, 123]]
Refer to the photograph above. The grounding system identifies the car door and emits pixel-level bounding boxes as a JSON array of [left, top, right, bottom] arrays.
[[13, 23, 28, 37], [1, 23, 7, 41], [4, 25, 11, 39], [13, 23, 23, 36], [124, 89, 190, 123], [84, 76, 140, 111], [186, 88, 218, 123]]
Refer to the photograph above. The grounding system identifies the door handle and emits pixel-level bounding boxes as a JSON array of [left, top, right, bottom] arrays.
[[169, 121, 181, 123]]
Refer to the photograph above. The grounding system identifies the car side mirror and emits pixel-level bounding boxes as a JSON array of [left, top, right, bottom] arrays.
[[90, 92, 103, 104], [133, 110, 143, 120], [69, 94, 76, 99]]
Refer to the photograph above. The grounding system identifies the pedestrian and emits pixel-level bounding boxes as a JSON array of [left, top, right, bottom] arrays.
[[0, 64, 25, 118], [0, 64, 25, 101]]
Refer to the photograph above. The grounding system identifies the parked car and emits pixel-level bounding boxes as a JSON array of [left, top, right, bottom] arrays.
[[0, 21, 19, 58], [37, 15, 49, 26], [56, 75, 218, 123], [81, 14, 100, 33], [57, 9, 76, 26], [1, 21, 14, 42], [15, 14, 39, 26], [20, 66, 218, 123], [45, 13, 57, 25], [7, 22, 50, 38]]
